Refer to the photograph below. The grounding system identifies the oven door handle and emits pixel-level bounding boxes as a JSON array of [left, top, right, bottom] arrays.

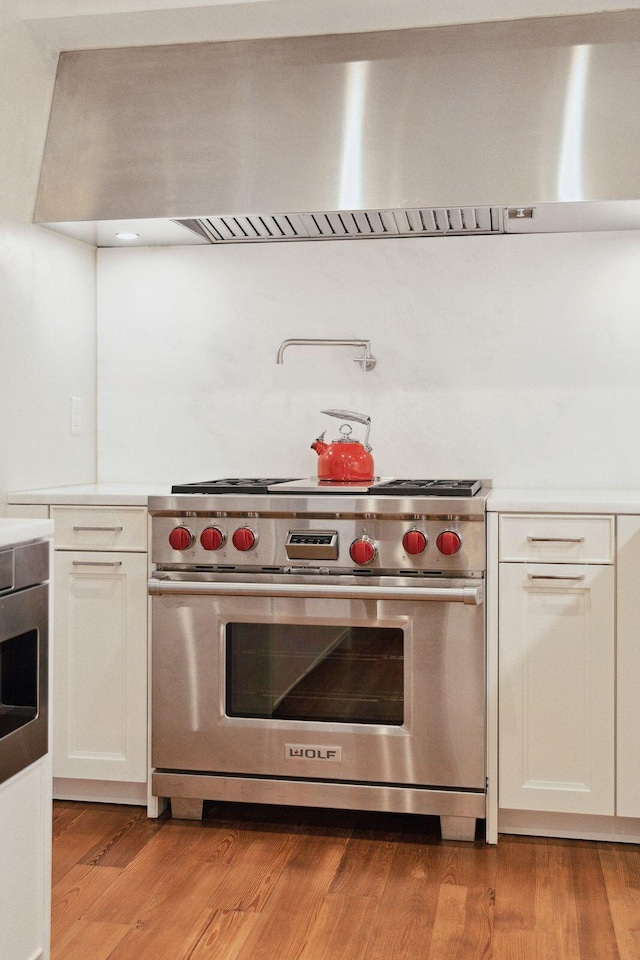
[[148, 579, 484, 604]]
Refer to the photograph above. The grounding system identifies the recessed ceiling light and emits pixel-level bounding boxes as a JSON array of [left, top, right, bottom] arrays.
[[115, 231, 140, 240]]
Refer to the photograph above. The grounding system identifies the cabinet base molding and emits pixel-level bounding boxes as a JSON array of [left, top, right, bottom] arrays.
[[499, 808, 640, 843], [54, 777, 147, 807]]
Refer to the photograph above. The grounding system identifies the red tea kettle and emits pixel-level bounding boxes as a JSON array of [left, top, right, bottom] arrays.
[[311, 409, 375, 482]]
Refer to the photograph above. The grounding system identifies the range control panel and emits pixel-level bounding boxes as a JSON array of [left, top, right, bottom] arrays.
[[152, 515, 485, 573]]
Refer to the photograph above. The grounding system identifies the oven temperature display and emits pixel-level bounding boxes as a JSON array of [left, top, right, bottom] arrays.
[[285, 531, 339, 561]]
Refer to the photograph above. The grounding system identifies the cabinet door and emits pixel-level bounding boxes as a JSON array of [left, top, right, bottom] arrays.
[[0, 759, 51, 960], [53, 551, 148, 782], [616, 516, 640, 818], [499, 562, 614, 815]]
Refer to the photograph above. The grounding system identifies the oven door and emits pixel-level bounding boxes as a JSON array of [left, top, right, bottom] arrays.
[[150, 574, 485, 790], [0, 582, 49, 786]]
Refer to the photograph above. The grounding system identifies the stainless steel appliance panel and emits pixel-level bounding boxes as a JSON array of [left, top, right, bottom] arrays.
[[151, 513, 486, 573], [36, 15, 640, 227], [151, 582, 485, 790]]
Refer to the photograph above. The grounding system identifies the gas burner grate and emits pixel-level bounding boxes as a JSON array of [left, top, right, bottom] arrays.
[[373, 479, 482, 497], [171, 478, 301, 494], [170, 478, 483, 497]]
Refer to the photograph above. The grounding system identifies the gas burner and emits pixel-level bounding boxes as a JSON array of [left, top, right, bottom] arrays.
[[170, 477, 483, 497], [373, 479, 482, 497], [171, 478, 300, 495]]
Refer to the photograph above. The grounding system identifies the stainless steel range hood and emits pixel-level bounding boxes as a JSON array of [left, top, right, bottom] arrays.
[[34, 12, 640, 246]]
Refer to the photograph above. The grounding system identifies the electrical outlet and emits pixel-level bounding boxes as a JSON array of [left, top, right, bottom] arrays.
[[70, 396, 82, 435]]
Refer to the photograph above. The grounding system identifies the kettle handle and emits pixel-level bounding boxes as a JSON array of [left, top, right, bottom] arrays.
[[321, 409, 371, 449], [321, 409, 370, 425]]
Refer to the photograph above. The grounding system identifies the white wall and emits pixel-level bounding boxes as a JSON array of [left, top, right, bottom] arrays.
[[21, 0, 640, 50], [97, 229, 640, 488], [0, 1, 97, 510]]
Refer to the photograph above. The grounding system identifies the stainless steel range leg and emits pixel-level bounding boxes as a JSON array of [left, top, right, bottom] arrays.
[[170, 797, 204, 820], [440, 815, 477, 841]]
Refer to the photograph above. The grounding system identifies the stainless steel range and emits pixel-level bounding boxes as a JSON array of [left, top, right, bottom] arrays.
[[148, 477, 490, 841]]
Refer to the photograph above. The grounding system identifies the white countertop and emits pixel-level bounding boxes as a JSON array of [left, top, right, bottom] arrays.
[[487, 488, 640, 514], [9, 483, 640, 514], [0, 517, 54, 548], [7, 483, 171, 506]]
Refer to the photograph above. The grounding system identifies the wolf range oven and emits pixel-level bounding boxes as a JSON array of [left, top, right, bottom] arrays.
[[148, 478, 489, 841]]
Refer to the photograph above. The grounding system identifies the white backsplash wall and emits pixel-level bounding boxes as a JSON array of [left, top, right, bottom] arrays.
[[97, 229, 640, 487], [0, 224, 96, 498], [0, 1, 97, 511]]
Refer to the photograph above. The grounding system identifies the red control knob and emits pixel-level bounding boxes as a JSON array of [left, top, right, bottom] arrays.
[[403, 530, 428, 555], [232, 527, 257, 551], [200, 526, 225, 551], [350, 537, 377, 566], [436, 530, 462, 555], [169, 526, 194, 551]]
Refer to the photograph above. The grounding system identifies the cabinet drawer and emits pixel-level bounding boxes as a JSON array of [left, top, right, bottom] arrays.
[[51, 506, 147, 552], [499, 514, 614, 563]]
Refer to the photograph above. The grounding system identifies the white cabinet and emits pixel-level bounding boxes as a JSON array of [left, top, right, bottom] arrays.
[[51, 506, 149, 800], [51, 505, 147, 552], [498, 514, 614, 564], [53, 549, 148, 782], [0, 759, 52, 960], [498, 515, 615, 816], [615, 515, 640, 818]]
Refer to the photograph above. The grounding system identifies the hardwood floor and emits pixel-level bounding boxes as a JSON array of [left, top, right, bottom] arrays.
[[51, 800, 640, 960]]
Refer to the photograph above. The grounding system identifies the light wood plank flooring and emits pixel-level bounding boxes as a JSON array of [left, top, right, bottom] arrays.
[[51, 800, 640, 960]]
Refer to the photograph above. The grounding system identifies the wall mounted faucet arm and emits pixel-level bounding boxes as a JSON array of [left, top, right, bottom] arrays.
[[275, 339, 376, 371]]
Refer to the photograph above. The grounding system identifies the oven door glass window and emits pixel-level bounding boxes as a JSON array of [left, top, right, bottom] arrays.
[[0, 630, 38, 740], [226, 623, 404, 725]]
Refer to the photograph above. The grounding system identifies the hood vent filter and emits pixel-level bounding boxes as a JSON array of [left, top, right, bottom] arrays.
[[179, 207, 503, 244]]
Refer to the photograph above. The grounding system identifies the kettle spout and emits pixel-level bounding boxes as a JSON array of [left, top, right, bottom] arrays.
[[311, 431, 328, 455]]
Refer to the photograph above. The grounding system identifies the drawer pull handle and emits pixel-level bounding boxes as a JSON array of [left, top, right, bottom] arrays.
[[72, 526, 124, 532], [72, 561, 123, 567], [527, 536, 585, 543], [527, 574, 585, 581]]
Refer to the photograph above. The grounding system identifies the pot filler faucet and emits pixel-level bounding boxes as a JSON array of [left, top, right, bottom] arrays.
[[275, 338, 376, 371]]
